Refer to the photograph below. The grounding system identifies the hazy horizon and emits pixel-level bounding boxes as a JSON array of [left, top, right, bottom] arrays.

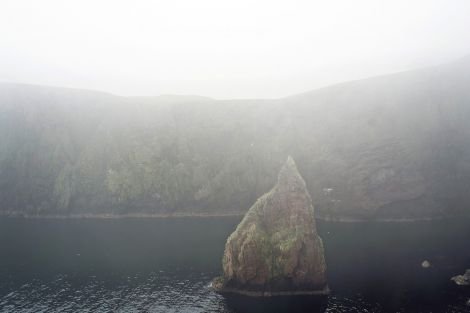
[[2, 0, 470, 99]]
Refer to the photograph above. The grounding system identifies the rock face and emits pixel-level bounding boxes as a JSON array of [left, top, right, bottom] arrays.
[[213, 156, 328, 296], [4, 57, 470, 221], [451, 269, 470, 286]]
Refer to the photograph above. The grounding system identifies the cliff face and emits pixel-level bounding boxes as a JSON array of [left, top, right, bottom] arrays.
[[213, 157, 328, 296], [1, 57, 470, 220]]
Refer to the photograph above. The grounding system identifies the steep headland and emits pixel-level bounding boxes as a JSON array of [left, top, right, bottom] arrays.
[[1, 57, 470, 221]]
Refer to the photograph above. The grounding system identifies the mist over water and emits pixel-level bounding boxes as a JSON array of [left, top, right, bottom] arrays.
[[1, 1, 470, 312]]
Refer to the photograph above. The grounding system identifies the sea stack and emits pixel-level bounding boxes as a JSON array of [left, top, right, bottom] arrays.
[[213, 156, 328, 296]]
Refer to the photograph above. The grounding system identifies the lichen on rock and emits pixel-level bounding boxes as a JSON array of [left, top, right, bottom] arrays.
[[213, 156, 328, 296]]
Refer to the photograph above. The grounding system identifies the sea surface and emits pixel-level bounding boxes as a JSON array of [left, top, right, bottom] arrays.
[[0, 217, 469, 312]]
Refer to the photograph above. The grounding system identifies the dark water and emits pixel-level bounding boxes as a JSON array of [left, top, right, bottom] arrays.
[[0, 217, 469, 312]]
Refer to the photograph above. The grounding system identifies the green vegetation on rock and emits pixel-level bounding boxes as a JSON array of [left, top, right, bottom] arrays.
[[1, 57, 470, 220], [215, 157, 328, 295]]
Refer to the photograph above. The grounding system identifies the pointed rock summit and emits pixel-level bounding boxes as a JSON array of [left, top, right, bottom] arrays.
[[213, 156, 328, 296]]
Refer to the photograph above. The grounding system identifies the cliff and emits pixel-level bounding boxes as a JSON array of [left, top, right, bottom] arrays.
[[1, 57, 470, 221]]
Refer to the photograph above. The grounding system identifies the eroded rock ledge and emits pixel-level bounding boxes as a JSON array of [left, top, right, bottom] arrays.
[[213, 156, 328, 296]]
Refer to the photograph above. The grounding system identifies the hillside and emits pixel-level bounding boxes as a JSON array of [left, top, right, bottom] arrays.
[[1, 57, 470, 220]]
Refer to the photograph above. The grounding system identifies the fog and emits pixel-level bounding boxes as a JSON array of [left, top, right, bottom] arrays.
[[1, 0, 470, 99], [2, 2, 470, 312]]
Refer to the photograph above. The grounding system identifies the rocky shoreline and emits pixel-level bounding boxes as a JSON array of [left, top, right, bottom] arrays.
[[0, 211, 244, 219], [1, 211, 467, 223]]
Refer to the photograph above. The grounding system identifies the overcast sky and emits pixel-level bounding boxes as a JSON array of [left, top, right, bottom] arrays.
[[1, 0, 470, 99]]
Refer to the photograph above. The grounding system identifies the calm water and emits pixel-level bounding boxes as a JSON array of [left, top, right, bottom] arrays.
[[0, 217, 469, 312]]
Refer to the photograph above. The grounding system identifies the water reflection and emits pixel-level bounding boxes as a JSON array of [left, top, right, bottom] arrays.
[[223, 295, 328, 313], [0, 217, 470, 312]]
